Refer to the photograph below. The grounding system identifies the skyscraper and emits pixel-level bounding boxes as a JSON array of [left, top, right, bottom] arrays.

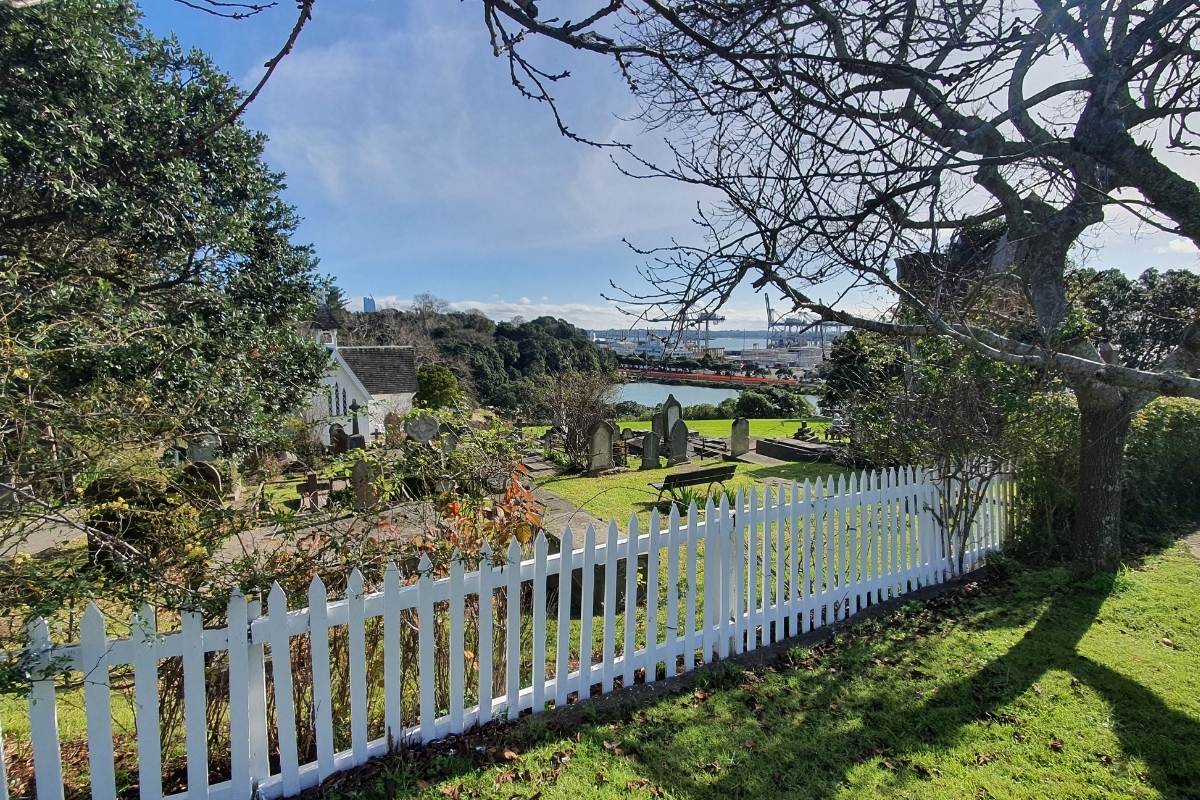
[[363, 295, 376, 313]]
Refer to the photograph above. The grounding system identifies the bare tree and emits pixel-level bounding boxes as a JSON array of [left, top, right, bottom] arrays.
[[478, 0, 1200, 573]]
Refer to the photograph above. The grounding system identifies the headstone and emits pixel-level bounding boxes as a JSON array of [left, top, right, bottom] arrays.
[[663, 393, 683, 437], [586, 420, 616, 473], [183, 461, 223, 499], [651, 411, 666, 443], [347, 433, 367, 451], [383, 412, 405, 446], [299, 472, 329, 511], [351, 459, 378, 510], [639, 431, 661, 470], [668, 418, 691, 466], [186, 432, 221, 463], [730, 417, 750, 457], [329, 423, 348, 454], [404, 413, 439, 443]]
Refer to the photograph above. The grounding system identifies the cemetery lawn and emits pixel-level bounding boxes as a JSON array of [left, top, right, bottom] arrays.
[[523, 417, 830, 440], [326, 541, 1200, 800], [537, 457, 843, 527]]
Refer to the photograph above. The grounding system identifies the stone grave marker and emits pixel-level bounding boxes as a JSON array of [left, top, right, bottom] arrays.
[[383, 412, 405, 446], [668, 418, 691, 466], [404, 413, 439, 443], [663, 393, 683, 436], [186, 432, 221, 463], [730, 417, 750, 457], [651, 410, 666, 443], [586, 420, 616, 473], [351, 459, 378, 510], [298, 471, 329, 511], [329, 423, 348, 454], [639, 431, 661, 470]]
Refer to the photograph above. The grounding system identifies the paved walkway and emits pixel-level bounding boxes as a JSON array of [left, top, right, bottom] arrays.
[[532, 486, 607, 542], [1185, 531, 1200, 560]]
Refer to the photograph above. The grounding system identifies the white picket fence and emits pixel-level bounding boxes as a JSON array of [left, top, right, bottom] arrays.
[[10, 468, 1013, 800]]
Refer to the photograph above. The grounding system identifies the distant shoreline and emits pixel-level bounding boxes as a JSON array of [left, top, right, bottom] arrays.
[[617, 368, 822, 393]]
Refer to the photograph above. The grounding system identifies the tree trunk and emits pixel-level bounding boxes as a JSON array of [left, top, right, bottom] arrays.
[[1069, 390, 1132, 575]]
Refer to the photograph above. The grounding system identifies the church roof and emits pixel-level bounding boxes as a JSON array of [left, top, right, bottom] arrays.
[[338, 346, 418, 395], [313, 304, 341, 330]]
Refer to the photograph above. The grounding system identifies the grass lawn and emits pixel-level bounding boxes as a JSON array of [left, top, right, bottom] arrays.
[[322, 541, 1200, 800], [524, 418, 829, 441], [537, 457, 843, 527]]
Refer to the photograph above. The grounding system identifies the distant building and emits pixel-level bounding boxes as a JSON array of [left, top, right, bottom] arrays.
[[302, 311, 417, 446], [363, 295, 377, 313]]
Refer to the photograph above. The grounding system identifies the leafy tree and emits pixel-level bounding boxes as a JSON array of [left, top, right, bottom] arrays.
[[821, 331, 906, 414], [339, 308, 616, 412], [0, 1, 325, 623], [414, 364, 464, 409], [735, 391, 776, 418], [1072, 268, 1200, 370]]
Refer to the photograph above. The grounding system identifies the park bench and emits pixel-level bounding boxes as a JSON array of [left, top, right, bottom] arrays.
[[649, 463, 738, 504]]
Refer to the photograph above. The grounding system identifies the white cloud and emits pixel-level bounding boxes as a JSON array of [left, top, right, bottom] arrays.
[[1155, 238, 1199, 255]]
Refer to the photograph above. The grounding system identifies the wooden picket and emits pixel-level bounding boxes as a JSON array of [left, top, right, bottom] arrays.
[[7, 468, 1013, 800]]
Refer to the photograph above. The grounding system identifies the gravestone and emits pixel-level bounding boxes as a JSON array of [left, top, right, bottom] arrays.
[[663, 393, 683, 437], [651, 410, 666, 443], [639, 431, 661, 470], [351, 459, 378, 510], [383, 412, 405, 446], [298, 472, 329, 511], [730, 417, 750, 457], [586, 420, 617, 473], [183, 461, 223, 500], [347, 400, 367, 450], [328, 423, 348, 454], [186, 432, 220, 463], [668, 418, 691, 466], [404, 413, 439, 443]]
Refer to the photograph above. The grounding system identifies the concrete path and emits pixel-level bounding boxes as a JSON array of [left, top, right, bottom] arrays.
[[1185, 531, 1200, 560], [532, 486, 608, 543]]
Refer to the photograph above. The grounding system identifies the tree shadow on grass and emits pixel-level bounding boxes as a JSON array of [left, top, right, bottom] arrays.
[[619, 572, 1200, 799]]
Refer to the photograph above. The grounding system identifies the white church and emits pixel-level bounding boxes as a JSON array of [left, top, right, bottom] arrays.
[[305, 310, 418, 447]]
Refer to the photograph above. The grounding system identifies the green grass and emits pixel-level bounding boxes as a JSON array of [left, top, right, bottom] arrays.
[[537, 457, 842, 527], [326, 542, 1200, 800], [525, 417, 829, 440]]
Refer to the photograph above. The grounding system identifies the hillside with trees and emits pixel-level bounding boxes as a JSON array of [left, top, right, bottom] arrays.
[[335, 300, 616, 413]]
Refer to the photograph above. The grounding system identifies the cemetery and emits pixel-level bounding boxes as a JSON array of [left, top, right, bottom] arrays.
[[4, 3, 1200, 800]]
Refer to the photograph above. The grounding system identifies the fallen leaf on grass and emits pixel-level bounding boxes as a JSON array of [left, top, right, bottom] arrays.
[[1049, 737, 1064, 753]]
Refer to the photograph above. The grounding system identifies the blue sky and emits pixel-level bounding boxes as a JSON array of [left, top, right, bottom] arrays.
[[142, 0, 1199, 330]]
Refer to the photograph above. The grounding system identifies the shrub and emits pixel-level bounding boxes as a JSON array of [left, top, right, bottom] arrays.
[[1008, 393, 1200, 559]]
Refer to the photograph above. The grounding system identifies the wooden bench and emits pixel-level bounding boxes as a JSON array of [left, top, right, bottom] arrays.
[[649, 463, 738, 504]]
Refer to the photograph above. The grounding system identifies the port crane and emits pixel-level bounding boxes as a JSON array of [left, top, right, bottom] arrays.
[[685, 311, 726, 353]]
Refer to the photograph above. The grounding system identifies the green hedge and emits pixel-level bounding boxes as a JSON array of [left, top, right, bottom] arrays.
[[1009, 394, 1200, 560]]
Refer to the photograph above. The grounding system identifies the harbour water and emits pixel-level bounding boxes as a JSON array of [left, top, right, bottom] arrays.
[[617, 381, 821, 411], [616, 382, 740, 406]]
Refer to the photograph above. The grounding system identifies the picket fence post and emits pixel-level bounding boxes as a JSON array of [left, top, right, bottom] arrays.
[[478, 542, 495, 726], [556, 526, 575, 705], [645, 511, 661, 682], [131, 603, 163, 800], [623, 515, 638, 687], [347, 569, 368, 764], [450, 551, 466, 731], [579, 525, 596, 697]]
